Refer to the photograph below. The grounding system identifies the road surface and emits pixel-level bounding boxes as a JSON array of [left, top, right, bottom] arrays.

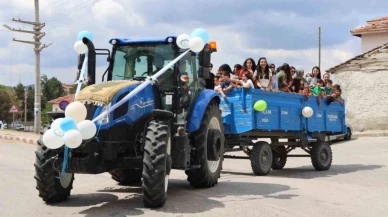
[[0, 137, 387, 217]]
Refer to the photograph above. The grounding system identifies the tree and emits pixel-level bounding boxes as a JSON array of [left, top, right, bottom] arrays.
[[13, 83, 25, 101], [69, 83, 85, 94], [42, 76, 65, 101], [0, 89, 13, 123]]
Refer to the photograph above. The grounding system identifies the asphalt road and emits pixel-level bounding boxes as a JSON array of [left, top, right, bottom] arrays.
[[1, 137, 387, 217]]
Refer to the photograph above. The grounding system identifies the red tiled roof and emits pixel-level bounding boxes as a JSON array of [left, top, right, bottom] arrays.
[[351, 16, 388, 37], [48, 94, 75, 104]]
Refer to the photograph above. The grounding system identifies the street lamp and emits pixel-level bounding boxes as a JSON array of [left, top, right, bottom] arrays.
[[2, 24, 12, 31]]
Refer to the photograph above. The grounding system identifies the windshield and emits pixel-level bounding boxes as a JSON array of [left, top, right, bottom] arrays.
[[111, 43, 175, 80]]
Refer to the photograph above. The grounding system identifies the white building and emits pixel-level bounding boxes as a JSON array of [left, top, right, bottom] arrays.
[[351, 16, 388, 53], [327, 17, 388, 131], [48, 94, 74, 112]]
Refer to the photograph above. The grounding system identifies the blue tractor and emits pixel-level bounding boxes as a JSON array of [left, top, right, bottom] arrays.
[[34, 36, 224, 207]]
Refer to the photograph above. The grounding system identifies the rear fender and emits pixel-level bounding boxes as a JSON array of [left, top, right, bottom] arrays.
[[187, 89, 220, 133]]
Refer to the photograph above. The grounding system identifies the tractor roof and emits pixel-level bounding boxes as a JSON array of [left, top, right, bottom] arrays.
[[109, 36, 177, 45]]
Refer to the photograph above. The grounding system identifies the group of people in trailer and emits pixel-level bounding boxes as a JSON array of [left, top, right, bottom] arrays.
[[207, 57, 343, 106]]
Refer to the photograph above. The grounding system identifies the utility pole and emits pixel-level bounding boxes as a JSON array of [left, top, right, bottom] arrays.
[[24, 88, 28, 131], [3, 0, 52, 134], [318, 26, 321, 69]]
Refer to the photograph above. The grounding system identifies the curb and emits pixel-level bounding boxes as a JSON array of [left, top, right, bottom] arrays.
[[0, 134, 38, 145], [353, 132, 388, 138]]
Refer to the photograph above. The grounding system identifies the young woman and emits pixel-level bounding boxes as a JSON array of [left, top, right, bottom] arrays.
[[233, 64, 244, 79], [254, 57, 272, 90], [242, 58, 256, 76], [308, 66, 322, 88], [276, 63, 292, 90]]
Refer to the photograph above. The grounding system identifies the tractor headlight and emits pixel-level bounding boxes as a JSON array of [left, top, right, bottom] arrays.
[[97, 103, 111, 124]]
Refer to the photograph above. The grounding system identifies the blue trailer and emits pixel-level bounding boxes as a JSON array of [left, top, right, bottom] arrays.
[[219, 88, 347, 175]]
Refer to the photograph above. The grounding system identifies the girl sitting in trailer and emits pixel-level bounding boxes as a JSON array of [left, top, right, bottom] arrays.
[[230, 71, 255, 91]]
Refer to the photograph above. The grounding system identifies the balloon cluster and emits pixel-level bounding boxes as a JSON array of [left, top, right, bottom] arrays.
[[43, 102, 97, 150], [176, 28, 209, 52], [74, 30, 92, 54]]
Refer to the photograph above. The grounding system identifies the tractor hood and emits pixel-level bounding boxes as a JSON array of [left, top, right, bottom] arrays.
[[76, 80, 140, 106]]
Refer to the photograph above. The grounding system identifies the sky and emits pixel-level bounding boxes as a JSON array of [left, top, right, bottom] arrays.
[[0, 0, 388, 87]]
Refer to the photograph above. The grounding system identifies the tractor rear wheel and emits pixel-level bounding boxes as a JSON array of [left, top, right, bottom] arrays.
[[250, 141, 273, 176], [34, 138, 74, 203], [109, 169, 142, 185], [186, 102, 224, 188], [142, 120, 171, 208]]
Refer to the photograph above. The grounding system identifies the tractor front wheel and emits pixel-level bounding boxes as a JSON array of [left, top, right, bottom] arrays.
[[142, 120, 171, 208], [34, 138, 74, 203]]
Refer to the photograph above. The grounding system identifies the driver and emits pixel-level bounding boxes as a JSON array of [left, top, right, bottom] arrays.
[[153, 54, 174, 88]]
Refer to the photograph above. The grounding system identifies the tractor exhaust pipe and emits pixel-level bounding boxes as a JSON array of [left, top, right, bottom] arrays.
[[82, 37, 96, 85]]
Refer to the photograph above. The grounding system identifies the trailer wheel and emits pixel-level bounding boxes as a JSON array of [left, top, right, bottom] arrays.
[[271, 145, 287, 170], [250, 141, 273, 176], [311, 142, 332, 171], [34, 138, 74, 203], [344, 127, 352, 140], [109, 169, 142, 185], [142, 120, 171, 208], [186, 102, 224, 188]]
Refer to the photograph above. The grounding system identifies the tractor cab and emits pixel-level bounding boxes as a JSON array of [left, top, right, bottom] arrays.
[[104, 36, 216, 124]]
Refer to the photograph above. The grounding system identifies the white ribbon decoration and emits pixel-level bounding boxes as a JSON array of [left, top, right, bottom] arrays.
[[92, 49, 190, 123]]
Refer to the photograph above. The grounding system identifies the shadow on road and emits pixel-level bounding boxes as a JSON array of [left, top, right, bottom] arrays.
[[223, 164, 384, 179], [70, 179, 292, 216], [53, 193, 119, 207]]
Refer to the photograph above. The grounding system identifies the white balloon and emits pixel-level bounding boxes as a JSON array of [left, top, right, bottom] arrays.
[[63, 130, 83, 149], [346, 111, 355, 119], [77, 120, 97, 140], [50, 118, 63, 130], [74, 40, 88, 54], [176, 34, 190, 49], [65, 101, 87, 124], [42, 129, 64, 149], [189, 36, 205, 52], [302, 106, 314, 118]]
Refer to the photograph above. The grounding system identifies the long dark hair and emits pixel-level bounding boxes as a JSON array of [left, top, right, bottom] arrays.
[[243, 58, 256, 72], [312, 66, 322, 79], [280, 63, 292, 82], [255, 57, 270, 80]]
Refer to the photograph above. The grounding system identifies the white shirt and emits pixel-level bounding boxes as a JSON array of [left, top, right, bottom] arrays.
[[240, 79, 254, 90]]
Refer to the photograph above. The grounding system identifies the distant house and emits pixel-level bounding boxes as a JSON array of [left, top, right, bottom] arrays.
[[326, 17, 388, 131], [48, 94, 75, 112], [351, 16, 388, 53], [62, 84, 73, 94]]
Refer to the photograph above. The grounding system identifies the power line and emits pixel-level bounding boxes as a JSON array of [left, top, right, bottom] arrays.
[[39, 0, 68, 11], [45, 0, 96, 22]]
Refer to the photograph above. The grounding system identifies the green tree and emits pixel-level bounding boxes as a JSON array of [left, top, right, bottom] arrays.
[[42, 76, 65, 101], [13, 83, 25, 101], [69, 83, 85, 94], [0, 89, 13, 123]]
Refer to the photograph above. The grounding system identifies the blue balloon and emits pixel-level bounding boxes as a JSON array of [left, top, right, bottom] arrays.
[[77, 30, 92, 41], [191, 28, 209, 44], [60, 117, 77, 132]]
